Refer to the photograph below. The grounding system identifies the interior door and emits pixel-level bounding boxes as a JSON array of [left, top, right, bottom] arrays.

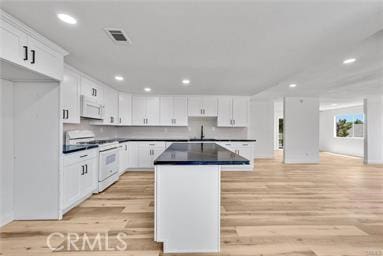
[[217, 97, 233, 127], [61, 67, 80, 124], [173, 96, 188, 126], [232, 97, 248, 127], [160, 96, 174, 126], [146, 96, 160, 125], [132, 96, 147, 125], [187, 96, 203, 116]]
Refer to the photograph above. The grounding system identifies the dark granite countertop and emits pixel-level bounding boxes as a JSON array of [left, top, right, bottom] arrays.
[[117, 138, 256, 143], [63, 144, 98, 154], [154, 143, 250, 165]]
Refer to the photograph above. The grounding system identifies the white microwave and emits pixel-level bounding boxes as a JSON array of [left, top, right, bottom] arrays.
[[80, 95, 104, 120]]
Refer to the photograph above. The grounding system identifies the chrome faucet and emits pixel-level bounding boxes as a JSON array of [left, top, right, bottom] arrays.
[[200, 125, 205, 140]]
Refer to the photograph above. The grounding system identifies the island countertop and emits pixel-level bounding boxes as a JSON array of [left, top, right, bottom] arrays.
[[154, 142, 250, 165]]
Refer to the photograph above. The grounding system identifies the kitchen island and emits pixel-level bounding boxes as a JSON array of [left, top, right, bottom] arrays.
[[154, 143, 249, 253]]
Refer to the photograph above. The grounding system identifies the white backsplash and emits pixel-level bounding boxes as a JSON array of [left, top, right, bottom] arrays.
[[63, 117, 248, 140]]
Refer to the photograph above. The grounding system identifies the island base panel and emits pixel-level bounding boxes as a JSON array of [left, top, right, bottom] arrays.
[[155, 165, 221, 253]]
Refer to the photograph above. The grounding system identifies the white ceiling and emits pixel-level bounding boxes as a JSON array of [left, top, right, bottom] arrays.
[[1, 1, 383, 99]]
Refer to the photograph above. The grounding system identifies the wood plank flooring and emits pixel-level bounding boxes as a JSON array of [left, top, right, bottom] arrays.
[[1, 151, 383, 256]]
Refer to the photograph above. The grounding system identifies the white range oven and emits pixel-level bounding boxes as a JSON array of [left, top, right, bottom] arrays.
[[65, 130, 120, 192]]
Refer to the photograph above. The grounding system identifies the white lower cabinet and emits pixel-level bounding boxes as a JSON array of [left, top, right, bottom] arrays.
[[217, 142, 254, 170], [119, 142, 130, 174], [138, 142, 166, 168], [62, 149, 98, 214]]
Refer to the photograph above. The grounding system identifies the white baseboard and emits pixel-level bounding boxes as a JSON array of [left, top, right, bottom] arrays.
[[0, 211, 14, 227], [364, 160, 383, 165]]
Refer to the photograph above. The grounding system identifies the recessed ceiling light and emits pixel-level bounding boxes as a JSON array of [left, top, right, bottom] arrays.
[[57, 13, 77, 25], [144, 87, 151, 92], [289, 84, 297, 88], [182, 79, 191, 85], [114, 75, 124, 81], [343, 58, 356, 64]]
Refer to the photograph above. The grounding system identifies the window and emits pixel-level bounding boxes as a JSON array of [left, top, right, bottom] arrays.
[[335, 114, 364, 138]]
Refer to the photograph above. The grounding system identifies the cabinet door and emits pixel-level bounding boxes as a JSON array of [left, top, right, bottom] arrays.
[[27, 36, 64, 81], [119, 143, 129, 173], [80, 159, 96, 195], [237, 145, 254, 165], [146, 96, 160, 125], [103, 86, 118, 124], [188, 96, 203, 116], [128, 142, 138, 168], [232, 97, 248, 127], [160, 96, 173, 126], [61, 67, 80, 124], [132, 96, 147, 125], [80, 77, 103, 102], [0, 20, 27, 66], [62, 163, 81, 209], [138, 146, 152, 168], [173, 96, 188, 126], [203, 96, 218, 116], [217, 97, 233, 127], [118, 93, 132, 125]]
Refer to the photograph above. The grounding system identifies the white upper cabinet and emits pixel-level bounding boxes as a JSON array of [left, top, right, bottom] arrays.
[[160, 96, 188, 126], [232, 97, 248, 127], [132, 96, 160, 126], [80, 77, 103, 103], [188, 96, 218, 117], [61, 66, 81, 124], [217, 97, 248, 127], [101, 86, 119, 125], [0, 10, 67, 81], [118, 93, 132, 125], [0, 18, 27, 66]]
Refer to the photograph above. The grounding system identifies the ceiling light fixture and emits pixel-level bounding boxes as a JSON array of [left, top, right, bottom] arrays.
[[343, 58, 356, 64], [114, 75, 124, 81], [144, 87, 151, 92], [289, 83, 297, 88], [57, 13, 77, 25], [182, 79, 191, 85]]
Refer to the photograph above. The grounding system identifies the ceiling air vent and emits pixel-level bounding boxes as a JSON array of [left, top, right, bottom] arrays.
[[104, 28, 132, 45]]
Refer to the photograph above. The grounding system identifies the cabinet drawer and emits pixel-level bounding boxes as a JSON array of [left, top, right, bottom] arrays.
[[63, 149, 98, 166], [138, 142, 166, 148]]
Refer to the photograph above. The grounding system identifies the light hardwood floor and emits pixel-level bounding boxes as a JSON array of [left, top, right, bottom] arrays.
[[1, 151, 383, 256]]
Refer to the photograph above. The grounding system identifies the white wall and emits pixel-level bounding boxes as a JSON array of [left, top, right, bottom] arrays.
[[248, 99, 274, 158], [0, 79, 14, 226], [364, 96, 383, 164], [64, 117, 248, 140], [13, 82, 61, 219], [284, 97, 320, 164], [319, 105, 364, 157]]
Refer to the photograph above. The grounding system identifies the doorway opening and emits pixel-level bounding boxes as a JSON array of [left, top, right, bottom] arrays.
[[278, 118, 284, 149]]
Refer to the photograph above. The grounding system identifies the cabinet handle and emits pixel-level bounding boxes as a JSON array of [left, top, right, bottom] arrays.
[[23, 46, 28, 61], [81, 165, 85, 175], [200, 109, 203, 115], [85, 164, 88, 174], [120, 118, 122, 123], [110, 116, 113, 123], [80, 154, 88, 158], [125, 145, 127, 150], [92, 88, 95, 96], [233, 119, 235, 125], [66, 110, 69, 119], [30, 49, 35, 64], [62, 109, 66, 119], [95, 89, 97, 96], [174, 118, 176, 124]]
